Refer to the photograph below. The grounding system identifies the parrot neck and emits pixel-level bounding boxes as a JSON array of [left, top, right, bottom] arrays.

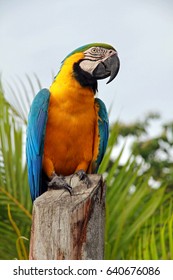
[[50, 52, 97, 98], [49, 71, 95, 103], [49, 67, 95, 117]]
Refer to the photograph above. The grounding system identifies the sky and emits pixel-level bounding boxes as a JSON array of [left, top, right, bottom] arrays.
[[0, 0, 173, 136]]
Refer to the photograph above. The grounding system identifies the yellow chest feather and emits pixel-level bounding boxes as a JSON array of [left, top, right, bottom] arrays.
[[43, 71, 97, 176]]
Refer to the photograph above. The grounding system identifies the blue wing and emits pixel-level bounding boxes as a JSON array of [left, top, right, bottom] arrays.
[[94, 98, 109, 173], [26, 88, 50, 201]]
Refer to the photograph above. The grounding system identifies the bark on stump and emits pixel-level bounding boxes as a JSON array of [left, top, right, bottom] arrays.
[[29, 174, 105, 260]]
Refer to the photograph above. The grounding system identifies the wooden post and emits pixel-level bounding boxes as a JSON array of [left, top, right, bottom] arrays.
[[29, 174, 105, 260]]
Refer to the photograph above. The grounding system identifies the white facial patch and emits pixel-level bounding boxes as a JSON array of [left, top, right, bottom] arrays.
[[79, 59, 101, 75]]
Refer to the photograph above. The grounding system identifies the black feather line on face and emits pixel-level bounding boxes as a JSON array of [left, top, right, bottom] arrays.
[[73, 61, 98, 94]]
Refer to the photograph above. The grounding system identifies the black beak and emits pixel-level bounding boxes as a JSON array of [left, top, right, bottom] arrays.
[[92, 54, 120, 84]]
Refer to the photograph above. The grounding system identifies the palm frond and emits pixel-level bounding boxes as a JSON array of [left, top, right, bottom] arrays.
[[0, 80, 32, 259], [103, 123, 172, 260], [0, 75, 172, 260]]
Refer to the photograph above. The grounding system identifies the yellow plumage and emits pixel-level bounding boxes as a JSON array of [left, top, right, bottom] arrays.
[[42, 53, 99, 177]]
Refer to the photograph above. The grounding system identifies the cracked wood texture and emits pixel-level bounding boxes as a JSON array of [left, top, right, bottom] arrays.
[[29, 174, 105, 260]]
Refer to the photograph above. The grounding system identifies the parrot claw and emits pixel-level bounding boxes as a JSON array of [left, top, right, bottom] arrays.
[[48, 174, 72, 195], [75, 169, 91, 187]]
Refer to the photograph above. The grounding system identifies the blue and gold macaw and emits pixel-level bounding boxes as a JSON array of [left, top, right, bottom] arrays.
[[26, 43, 120, 201]]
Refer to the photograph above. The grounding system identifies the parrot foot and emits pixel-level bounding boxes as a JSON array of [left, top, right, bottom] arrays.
[[48, 174, 72, 195], [74, 169, 91, 187]]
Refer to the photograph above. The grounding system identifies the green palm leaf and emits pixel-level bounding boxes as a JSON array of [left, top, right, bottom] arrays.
[[0, 76, 172, 260], [0, 81, 32, 259]]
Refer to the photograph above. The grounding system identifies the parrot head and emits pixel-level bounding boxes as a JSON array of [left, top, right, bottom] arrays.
[[60, 43, 120, 92]]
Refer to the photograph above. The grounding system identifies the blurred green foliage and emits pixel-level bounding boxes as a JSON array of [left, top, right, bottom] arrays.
[[0, 78, 173, 260]]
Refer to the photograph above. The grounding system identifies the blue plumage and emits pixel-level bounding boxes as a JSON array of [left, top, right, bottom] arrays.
[[94, 98, 109, 172], [26, 88, 50, 201], [26, 91, 108, 201]]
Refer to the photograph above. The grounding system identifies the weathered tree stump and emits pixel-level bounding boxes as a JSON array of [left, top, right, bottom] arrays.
[[29, 174, 105, 260]]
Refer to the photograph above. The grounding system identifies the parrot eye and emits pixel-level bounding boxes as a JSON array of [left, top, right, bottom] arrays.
[[91, 47, 97, 53]]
